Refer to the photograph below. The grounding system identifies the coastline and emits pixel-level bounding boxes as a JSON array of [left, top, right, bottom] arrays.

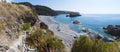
[[39, 16, 79, 52], [38, 15, 115, 52]]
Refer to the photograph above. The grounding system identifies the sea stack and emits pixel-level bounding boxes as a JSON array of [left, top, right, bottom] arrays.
[[73, 20, 82, 25]]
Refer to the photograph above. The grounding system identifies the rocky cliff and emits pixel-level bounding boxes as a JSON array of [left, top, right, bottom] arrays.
[[0, 2, 38, 52], [0, 2, 64, 52]]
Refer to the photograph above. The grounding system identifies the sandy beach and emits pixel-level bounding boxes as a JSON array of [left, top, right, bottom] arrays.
[[39, 16, 80, 52]]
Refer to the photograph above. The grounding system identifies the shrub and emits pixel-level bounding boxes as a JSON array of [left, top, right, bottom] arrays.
[[71, 36, 119, 52], [26, 29, 65, 52], [22, 23, 30, 30], [71, 36, 93, 52], [0, 20, 5, 30]]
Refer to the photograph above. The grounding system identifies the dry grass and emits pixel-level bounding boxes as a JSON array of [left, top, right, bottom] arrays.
[[0, 2, 37, 30], [0, 20, 5, 30], [0, 2, 36, 19], [0, 2, 38, 46]]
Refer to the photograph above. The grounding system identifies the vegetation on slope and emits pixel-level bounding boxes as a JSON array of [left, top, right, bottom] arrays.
[[26, 29, 65, 52], [0, 2, 38, 52], [0, 20, 5, 30], [22, 23, 30, 31], [0, 2, 38, 38], [72, 36, 120, 52], [0, 2, 38, 26]]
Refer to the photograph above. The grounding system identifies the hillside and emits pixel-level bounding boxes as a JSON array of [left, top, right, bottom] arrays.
[[0, 2, 64, 52], [15, 2, 81, 16], [0, 2, 37, 51], [15, 2, 57, 16]]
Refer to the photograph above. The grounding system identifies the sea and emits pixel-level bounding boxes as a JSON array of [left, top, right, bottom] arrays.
[[54, 14, 120, 38]]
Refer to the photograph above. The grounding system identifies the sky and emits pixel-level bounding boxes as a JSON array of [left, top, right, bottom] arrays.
[[13, 0, 120, 14]]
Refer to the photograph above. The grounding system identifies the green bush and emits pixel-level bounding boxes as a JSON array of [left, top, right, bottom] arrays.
[[22, 23, 30, 30], [71, 36, 119, 52], [26, 29, 65, 52], [71, 36, 93, 52]]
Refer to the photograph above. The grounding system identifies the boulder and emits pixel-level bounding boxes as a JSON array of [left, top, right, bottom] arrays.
[[0, 45, 9, 52], [73, 20, 82, 25], [103, 25, 120, 38], [40, 22, 48, 29], [20, 15, 37, 26]]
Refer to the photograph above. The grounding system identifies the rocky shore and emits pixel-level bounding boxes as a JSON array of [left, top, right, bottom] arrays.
[[39, 16, 77, 52], [81, 28, 114, 42], [103, 25, 120, 38], [73, 20, 82, 25], [38, 15, 114, 52]]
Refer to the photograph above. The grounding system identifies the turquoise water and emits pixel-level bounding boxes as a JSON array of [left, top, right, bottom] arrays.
[[54, 14, 120, 38]]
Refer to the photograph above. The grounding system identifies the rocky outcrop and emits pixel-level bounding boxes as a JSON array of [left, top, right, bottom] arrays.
[[73, 20, 82, 25], [0, 45, 9, 52], [19, 15, 37, 26], [40, 22, 48, 29], [56, 11, 81, 17], [68, 12, 81, 17], [103, 25, 120, 38]]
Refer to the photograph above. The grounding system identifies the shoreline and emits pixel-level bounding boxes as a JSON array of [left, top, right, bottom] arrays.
[[39, 16, 79, 52], [38, 15, 115, 52]]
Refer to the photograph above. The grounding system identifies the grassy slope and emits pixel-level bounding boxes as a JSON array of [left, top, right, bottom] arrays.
[[0, 2, 38, 45], [0, 2, 65, 52]]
